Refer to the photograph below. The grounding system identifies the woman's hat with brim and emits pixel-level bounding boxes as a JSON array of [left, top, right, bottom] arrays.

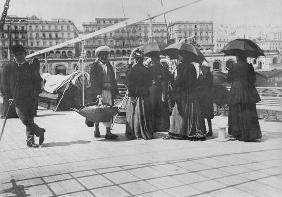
[[95, 45, 110, 57]]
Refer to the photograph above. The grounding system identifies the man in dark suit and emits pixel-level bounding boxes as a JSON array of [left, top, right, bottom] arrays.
[[88, 45, 119, 140], [2, 45, 45, 147]]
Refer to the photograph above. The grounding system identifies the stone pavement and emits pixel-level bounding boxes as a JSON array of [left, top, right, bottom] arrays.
[[0, 109, 282, 197]]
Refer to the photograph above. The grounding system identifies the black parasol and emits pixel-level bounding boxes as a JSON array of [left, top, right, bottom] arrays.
[[163, 42, 205, 63], [222, 39, 265, 58]]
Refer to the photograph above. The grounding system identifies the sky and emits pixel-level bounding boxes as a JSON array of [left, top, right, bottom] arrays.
[[2, 0, 282, 29]]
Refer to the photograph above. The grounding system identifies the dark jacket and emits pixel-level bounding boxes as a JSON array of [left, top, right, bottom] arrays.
[[174, 61, 198, 100], [127, 61, 151, 97], [227, 62, 260, 105], [2, 61, 42, 105], [89, 59, 118, 101]]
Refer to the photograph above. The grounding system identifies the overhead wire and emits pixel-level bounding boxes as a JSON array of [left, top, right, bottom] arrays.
[[27, 0, 206, 58]]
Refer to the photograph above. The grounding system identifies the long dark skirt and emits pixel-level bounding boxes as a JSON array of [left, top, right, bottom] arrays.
[[149, 85, 170, 132], [125, 97, 153, 140], [228, 103, 262, 142], [169, 100, 206, 140]]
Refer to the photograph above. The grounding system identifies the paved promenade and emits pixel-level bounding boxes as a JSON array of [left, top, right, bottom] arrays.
[[0, 109, 282, 197]]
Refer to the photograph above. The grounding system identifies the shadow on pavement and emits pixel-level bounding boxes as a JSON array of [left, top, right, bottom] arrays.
[[0, 179, 30, 197], [260, 131, 282, 142], [42, 140, 91, 147]]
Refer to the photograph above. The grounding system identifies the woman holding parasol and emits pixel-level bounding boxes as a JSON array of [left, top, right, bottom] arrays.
[[164, 42, 206, 140], [222, 39, 263, 142]]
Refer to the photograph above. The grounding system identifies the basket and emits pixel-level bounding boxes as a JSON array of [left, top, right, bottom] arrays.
[[76, 105, 118, 122]]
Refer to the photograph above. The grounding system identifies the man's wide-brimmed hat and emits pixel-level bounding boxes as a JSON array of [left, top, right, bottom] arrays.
[[95, 45, 110, 57], [11, 44, 26, 54]]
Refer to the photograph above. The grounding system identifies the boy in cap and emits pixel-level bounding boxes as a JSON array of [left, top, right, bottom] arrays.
[[88, 45, 119, 140], [2, 44, 45, 147]]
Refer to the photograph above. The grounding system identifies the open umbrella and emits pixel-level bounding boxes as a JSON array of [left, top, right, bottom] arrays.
[[222, 39, 265, 58], [142, 42, 168, 57], [163, 42, 204, 63]]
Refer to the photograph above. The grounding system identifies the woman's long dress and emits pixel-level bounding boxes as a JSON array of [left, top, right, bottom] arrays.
[[227, 63, 262, 141], [148, 63, 170, 133], [198, 71, 214, 120], [169, 62, 205, 140], [125, 62, 153, 140], [197, 71, 214, 132]]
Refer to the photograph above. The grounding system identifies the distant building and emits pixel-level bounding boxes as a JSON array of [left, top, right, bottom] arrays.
[[168, 21, 214, 52], [27, 15, 80, 58], [214, 24, 282, 53], [0, 16, 28, 59], [82, 18, 168, 58], [0, 15, 80, 60]]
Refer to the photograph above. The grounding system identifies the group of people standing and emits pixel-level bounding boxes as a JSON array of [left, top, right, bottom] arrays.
[[124, 46, 262, 142], [125, 47, 213, 141], [1, 43, 262, 148]]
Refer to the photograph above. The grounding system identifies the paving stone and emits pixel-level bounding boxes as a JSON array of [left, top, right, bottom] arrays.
[[259, 167, 282, 176], [209, 187, 256, 197], [96, 167, 123, 174], [24, 184, 54, 197], [189, 180, 226, 193], [198, 169, 231, 179], [239, 171, 270, 180], [77, 175, 113, 189], [70, 170, 98, 178], [103, 171, 140, 184], [60, 191, 94, 197], [91, 185, 130, 197], [1, 111, 282, 196], [256, 176, 282, 190], [43, 174, 72, 183], [214, 155, 249, 165], [220, 165, 252, 175], [235, 181, 282, 197], [146, 176, 183, 189], [170, 172, 208, 184], [48, 179, 85, 195], [216, 175, 249, 186], [194, 158, 229, 168], [128, 167, 163, 179], [16, 178, 44, 188], [120, 181, 158, 195], [163, 185, 203, 197], [241, 162, 270, 170], [174, 161, 211, 172], [136, 190, 172, 197], [151, 164, 188, 175]]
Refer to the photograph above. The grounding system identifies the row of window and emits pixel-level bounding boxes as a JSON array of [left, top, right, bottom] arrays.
[[176, 31, 213, 36], [0, 40, 27, 47], [84, 25, 167, 33], [28, 24, 72, 31], [28, 32, 73, 39], [3, 25, 26, 31], [175, 24, 213, 30]]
